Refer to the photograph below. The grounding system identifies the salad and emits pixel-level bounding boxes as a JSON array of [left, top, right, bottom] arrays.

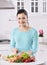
[[3, 52, 35, 63]]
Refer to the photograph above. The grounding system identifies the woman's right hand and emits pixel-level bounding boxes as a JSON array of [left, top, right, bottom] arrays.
[[12, 48, 18, 54]]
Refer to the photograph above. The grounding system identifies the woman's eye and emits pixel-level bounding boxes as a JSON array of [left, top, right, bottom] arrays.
[[23, 17, 25, 19], [18, 18, 21, 20], [18, 17, 25, 20]]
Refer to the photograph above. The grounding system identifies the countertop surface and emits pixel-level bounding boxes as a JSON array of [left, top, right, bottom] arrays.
[[0, 55, 45, 65], [0, 43, 47, 65]]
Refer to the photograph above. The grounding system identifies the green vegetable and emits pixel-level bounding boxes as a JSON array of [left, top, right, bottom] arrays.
[[7, 55, 10, 58], [22, 52, 30, 59], [14, 58, 22, 63], [7, 54, 17, 58]]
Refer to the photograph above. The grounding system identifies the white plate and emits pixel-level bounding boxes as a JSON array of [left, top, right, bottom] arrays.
[[0, 55, 45, 65], [0, 50, 45, 65]]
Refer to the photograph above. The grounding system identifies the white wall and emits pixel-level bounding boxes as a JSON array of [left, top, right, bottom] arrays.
[[0, 9, 17, 39], [28, 15, 47, 42], [0, 0, 47, 42]]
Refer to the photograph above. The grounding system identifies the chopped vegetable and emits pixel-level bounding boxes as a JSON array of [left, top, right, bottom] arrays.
[[7, 54, 17, 58], [3, 52, 35, 63], [21, 52, 30, 59]]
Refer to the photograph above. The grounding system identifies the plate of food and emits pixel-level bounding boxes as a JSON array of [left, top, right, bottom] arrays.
[[0, 52, 45, 65], [2, 52, 35, 63]]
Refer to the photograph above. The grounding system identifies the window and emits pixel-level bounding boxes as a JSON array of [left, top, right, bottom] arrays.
[[17, 0, 24, 11], [31, 0, 34, 13], [31, 0, 38, 13], [35, 7, 38, 12], [31, 2, 34, 6], [43, 0, 46, 12], [35, 2, 38, 6], [31, 7, 34, 12], [21, 2, 24, 9], [17, 2, 20, 6], [35, 2, 38, 12], [31, 2, 34, 12], [21, 2, 24, 6], [17, 6, 20, 11], [17, 2, 20, 11]]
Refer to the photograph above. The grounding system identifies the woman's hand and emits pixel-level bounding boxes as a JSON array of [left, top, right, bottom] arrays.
[[12, 48, 18, 54]]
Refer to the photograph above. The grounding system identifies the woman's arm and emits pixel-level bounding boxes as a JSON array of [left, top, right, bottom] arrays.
[[10, 30, 18, 54], [30, 30, 38, 54], [26, 30, 38, 55]]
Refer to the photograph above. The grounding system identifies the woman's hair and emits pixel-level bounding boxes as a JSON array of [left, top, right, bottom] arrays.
[[17, 9, 28, 18]]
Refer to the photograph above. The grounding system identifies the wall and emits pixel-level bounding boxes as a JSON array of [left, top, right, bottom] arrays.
[[0, 9, 17, 39], [28, 15, 47, 42], [0, 0, 47, 42]]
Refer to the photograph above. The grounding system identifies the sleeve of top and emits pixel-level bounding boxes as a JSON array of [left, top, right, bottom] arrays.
[[30, 30, 38, 54], [10, 30, 16, 48]]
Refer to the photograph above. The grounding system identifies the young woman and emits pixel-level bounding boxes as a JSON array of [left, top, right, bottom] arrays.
[[10, 9, 38, 56]]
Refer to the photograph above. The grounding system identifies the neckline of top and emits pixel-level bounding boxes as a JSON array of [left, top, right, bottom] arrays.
[[17, 27, 33, 33]]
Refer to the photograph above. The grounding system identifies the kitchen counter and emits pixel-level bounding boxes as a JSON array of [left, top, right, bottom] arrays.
[[0, 43, 47, 65], [0, 54, 45, 65]]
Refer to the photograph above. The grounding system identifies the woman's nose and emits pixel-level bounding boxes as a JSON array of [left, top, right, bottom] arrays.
[[20, 19, 23, 23]]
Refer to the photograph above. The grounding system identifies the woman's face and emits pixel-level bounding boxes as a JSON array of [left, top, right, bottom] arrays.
[[17, 13, 28, 27]]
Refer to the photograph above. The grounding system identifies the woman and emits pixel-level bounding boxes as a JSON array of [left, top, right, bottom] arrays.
[[10, 9, 38, 56]]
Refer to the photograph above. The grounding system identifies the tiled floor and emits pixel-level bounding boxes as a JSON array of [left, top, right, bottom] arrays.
[[0, 43, 47, 65]]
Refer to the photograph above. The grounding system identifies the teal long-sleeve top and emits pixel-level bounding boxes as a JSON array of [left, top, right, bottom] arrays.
[[10, 28, 38, 55]]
